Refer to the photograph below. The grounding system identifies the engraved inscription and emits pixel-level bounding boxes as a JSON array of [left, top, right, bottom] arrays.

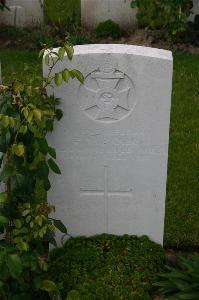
[[79, 59, 136, 122], [62, 131, 168, 160]]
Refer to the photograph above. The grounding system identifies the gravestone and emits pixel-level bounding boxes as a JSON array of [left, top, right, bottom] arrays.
[[44, 44, 173, 245], [81, 0, 137, 30], [0, 0, 43, 28], [189, 0, 199, 22]]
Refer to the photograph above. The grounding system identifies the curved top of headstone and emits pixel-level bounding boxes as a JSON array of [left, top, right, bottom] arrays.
[[51, 44, 172, 61], [74, 44, 172, 60]]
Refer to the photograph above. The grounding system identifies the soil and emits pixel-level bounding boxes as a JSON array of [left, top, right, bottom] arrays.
[[100, 29, 199, 54], [1, 27, 199, 54]]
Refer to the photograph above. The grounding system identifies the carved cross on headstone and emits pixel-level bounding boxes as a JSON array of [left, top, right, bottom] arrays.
[[80, 166, 133, 233], [81, 59, 131, 121]]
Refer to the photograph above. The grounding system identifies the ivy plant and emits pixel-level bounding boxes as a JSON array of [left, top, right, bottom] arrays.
[[131, 0, 193, 36], [0, 40, 84, 300]]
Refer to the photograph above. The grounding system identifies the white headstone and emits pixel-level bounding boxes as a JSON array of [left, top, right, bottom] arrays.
[[0, 0, 43, 28], [81, 0, 137, 30], [189, 0, 199, 22], [44, 44, 173, 245]]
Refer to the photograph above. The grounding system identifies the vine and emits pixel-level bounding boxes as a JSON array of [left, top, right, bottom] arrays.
[[0, 41, 84, 300], [131, 0, 193, 36]]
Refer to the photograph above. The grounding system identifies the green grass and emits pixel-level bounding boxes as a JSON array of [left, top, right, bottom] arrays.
[[0, 49, 198, 248], [49, 234, 165, 299], [0, 50, 42, 83], [164, 53, 199, 248]]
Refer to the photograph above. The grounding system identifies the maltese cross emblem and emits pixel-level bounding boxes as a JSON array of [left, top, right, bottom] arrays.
[[79, 61, 135, 122]]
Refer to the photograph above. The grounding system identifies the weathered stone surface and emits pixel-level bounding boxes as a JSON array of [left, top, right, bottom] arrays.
[[81, 0, 137, 30], [189, 0, 199, 22], [43, 44, 173, 245], [0, 0, 43, 27]]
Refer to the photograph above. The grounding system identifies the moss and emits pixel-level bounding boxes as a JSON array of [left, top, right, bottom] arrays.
[[49, 234, 165, 299]]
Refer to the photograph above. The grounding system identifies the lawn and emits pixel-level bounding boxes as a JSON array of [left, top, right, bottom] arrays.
[[0, 49, 198, 249]]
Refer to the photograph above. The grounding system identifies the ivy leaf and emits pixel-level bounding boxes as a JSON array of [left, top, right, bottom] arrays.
[[0, 192, 7, 204], [70, 69, 84, 83], [18, 125, 27, 135], [25, 85, 32, 96], [44, 54, 49, 65], [64, 45, 74, 60], [33, 109, 42, 121], [12, 81, 24, 94], [39, 48, 45, 58], [27, 111, 33, 123], [40, 280, 58, 292], [54, 73, 63, 86], [53, 219, 67, 233], [48, 147, 56, 159], [13, 219, 22, 229], [17, 241, 29, 252], [2, 115, 9, 128], [55, 109, 63, 121], [0, 215, 9, 225], [58, 47, 65, 60], [37, 138, 49, 155], [48, 159, 61, 174], [62, 69, 71, 82], [12, 144, 25, 157], [6, 254, 22, 279]]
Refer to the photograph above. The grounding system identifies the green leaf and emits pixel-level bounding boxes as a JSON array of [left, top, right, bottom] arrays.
[[27, 111, 33, 123], [33, 108, 42, 121], [40, 280, 58, 292], [70, 69, 84, 83], [0, 215, 9, 225], [17, 241, 29, 252], [22, 209, 30, 217], [64, 45, 74, 60], [53, 219, 67, 233], [18, 125, 28, 135], [48, 147, 56, 159], [62, 69, 71, 82], [25, 85, 32, 96], [6, 254, 22, 279], [12, 143, 25, 157], [48, 159, 61, 174], [39, 48, 45, 58], [13, 219, 22, 229], [54, 73, 63, 86], [12, 81, 24, 94], [38, 138, 49, 154], [0, 280, 4, 288], [58, 47, 65, 60], [67, 290, 81, 300], [2, 115, 9, 127], [44, 54, 50, 65], [55, 109, 63, 121], [0, 192, 7, 204]]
